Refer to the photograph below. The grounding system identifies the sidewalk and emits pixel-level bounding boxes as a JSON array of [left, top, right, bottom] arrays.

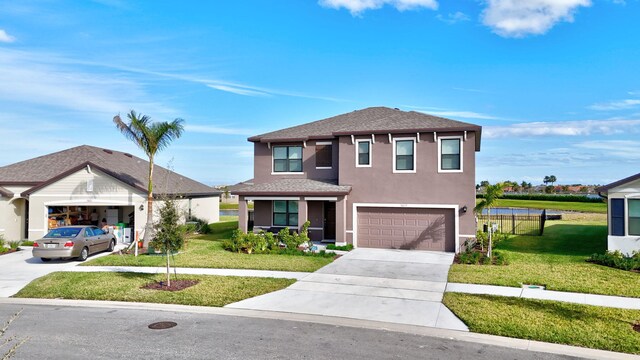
[[72, 265, 640, 310], [446, 283, 640, 310]]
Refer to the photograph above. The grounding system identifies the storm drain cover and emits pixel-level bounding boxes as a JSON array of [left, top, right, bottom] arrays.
[[148, 321, 177, 330]]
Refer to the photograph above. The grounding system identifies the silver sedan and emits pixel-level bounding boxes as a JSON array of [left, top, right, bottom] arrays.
[[32, 226, 117, 262]]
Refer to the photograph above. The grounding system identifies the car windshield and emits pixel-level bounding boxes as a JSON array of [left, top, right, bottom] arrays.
[[44, 228, 82, 238]]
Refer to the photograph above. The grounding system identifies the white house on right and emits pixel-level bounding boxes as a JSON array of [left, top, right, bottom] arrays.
[[598, 172, 640, 254]]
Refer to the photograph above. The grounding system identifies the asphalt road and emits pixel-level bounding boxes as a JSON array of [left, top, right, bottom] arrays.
[[0, 304, 580, 360]]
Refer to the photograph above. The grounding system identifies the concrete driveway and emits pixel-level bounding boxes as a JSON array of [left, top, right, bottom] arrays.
[[0, 247, 119, 297], [227, 248, 468, 331]]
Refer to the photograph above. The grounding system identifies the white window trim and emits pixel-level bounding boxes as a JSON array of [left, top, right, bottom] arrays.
[[392, 137, 416, 174], [272, 145, 304, 175], [355, 139, 372, 168], [352, 203, 460, 253], [438, 135, 464, 173], [627, 197, 640, 236], [271, 199, 299, 228]]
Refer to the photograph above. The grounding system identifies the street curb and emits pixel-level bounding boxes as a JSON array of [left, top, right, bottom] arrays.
[[1, 297, 637, 360]]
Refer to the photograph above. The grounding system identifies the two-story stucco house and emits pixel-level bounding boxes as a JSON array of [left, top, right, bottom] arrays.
[[233, 107, 482, 253]]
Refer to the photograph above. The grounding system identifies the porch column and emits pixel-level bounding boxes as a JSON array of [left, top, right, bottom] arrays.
[[238, 196, 248, 233], [336, 196, 347, 245], [298, 199, 308, 232]]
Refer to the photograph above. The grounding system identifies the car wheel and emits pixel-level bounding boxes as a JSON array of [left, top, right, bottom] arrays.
[[78, 247, 89, 262], [40, 257, 51, 262], [107, 239, 115, 252]]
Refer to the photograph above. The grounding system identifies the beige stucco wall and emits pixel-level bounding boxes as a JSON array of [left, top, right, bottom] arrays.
[[0, 186, 32, 241], [174, 196, 220, 224], [27, 167, 147, 240]]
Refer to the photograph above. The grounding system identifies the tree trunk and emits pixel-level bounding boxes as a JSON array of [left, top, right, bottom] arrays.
[[166, 249, 171, 287], [487, 208, 492, 258], [143, 158, 154, 248]]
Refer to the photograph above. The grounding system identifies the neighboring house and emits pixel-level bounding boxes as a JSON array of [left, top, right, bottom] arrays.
[[233, 107, 481, 253], [597, 173, 640, 254], [0, 145, 220, 241], [217, 179, 254, 204]]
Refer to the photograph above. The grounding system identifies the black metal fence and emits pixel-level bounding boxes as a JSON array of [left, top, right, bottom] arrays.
[[477, 209, 546, 236]]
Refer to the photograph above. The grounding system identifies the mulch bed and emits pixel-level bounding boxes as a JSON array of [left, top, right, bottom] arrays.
[[141, 279, 199, 292], [0, 249, 19, 256]]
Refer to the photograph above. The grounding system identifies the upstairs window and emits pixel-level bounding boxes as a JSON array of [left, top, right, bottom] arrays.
[[629, 199, 640, 236], [315, 143, 333, 169], [356, 140, 371, 167], [611, 199, 625, 236], [394, 139, 415, 172], [273, 200, 298, 227], [439, 137, 462, 172], [273, 146, 302, 173]]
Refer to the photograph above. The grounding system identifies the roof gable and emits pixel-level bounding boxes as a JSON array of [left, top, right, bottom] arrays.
[[248, 107, 482, 151], [598, 172, 640, 194], [0, 145, 219, 197]]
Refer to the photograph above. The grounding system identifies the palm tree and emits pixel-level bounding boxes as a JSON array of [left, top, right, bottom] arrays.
[[113, 110, 184, 247], [474, 182, 505, 258]]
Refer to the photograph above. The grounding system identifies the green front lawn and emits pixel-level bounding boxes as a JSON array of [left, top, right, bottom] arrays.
[[449, 219, 640, 297], [476, 198, 607, 213], [444, 293, 640, 355], [14, 272, 294, 307], [83, 220, 333, 272]]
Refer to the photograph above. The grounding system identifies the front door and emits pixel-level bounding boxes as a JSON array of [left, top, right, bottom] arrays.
[[323, 202, 336, 240]]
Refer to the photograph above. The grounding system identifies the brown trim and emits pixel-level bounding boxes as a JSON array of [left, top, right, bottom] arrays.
[[0, 186, 12, 198], [233, 191, 351, 196], [597, 172, 640, 193], [0, 182, 41, 186]]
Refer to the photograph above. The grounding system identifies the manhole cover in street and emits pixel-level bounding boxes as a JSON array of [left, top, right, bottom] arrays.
[[148, 321, 177, 330]]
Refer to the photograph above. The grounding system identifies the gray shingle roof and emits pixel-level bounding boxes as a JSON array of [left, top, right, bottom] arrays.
[[249, 106, 482, 150], [233, 179, 351, 196], [0, 145, 219, 197], [596, 172, 640, 194]]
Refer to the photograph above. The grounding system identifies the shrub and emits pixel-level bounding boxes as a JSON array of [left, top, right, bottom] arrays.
[[325, 244, 354, 251], [475, 230, 510, 250], [457, 249, 508, 265], [222, 222, 312, 254], [588, 251, 640, 271], [181, 217, 211, 235], [8, 241, 21, 250], [20, 240, 34, 247]]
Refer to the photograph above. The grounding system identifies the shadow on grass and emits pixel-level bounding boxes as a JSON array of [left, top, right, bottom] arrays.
[[497, 222, 607, 257]]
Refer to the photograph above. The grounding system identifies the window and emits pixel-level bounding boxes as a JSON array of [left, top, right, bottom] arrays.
[[394, 139, 415, 172], [356, 140, 371, 167], [440, 138, 461, 171], [611, 198, 625, 236], [273, 200, 298, 227], [629, 199, 640, 236], [315, 143, 332, 168], [273, 146, 302, 173]]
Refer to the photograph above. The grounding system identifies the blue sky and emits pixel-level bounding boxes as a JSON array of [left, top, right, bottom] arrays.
[[1, 0, 639, 186]]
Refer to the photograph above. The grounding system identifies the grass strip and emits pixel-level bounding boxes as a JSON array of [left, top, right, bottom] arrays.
[[14, 271, 294, 307], [443, 293, 640, 355]]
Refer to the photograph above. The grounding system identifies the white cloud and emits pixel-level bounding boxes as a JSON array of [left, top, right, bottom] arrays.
[[589, 99, 640, 110], [481, 0, 591, 38], [574, 140, 640, 159], [206, 84, 271, 97], [406, 105, 499, 120], [319, 0, 438, 15], [484, 119, 640, 138], [184, 124, 254, 136], [0, 29, 16, 43], [437, 11, 470, 24]]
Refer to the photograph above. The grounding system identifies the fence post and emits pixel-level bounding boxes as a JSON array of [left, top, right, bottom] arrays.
[[540, 209, 546, 236], [511, 214, 516, 234]]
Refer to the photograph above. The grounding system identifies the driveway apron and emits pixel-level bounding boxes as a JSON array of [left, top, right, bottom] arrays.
[[227, 248, 468, 331]]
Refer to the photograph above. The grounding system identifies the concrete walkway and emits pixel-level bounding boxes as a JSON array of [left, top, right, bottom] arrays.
[[226, 248, 469, 331], [446, 283, 640, 310]]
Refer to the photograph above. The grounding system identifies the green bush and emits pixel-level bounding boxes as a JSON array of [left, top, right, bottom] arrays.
[[476, 193, 603, 203], [181, 217, 211, 235], [457, 249, 508, 265], [8, 241, 21, 250], [222, 222, 312, 254], [475, 230, 510, 250], [588, 251, 640, 271], [325, 244, 354, 251], [20, 240, 34, 247]]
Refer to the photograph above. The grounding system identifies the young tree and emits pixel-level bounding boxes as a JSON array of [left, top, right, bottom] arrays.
[[474, 182, 505, 258], [113, 111, 184, 247], [151, 199, 185, 287]]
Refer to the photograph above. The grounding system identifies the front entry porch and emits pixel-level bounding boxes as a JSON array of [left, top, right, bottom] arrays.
[[238, 196, 347, 244]]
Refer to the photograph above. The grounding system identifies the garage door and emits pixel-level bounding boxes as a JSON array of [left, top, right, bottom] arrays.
[[357, 207, 455, 251]]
